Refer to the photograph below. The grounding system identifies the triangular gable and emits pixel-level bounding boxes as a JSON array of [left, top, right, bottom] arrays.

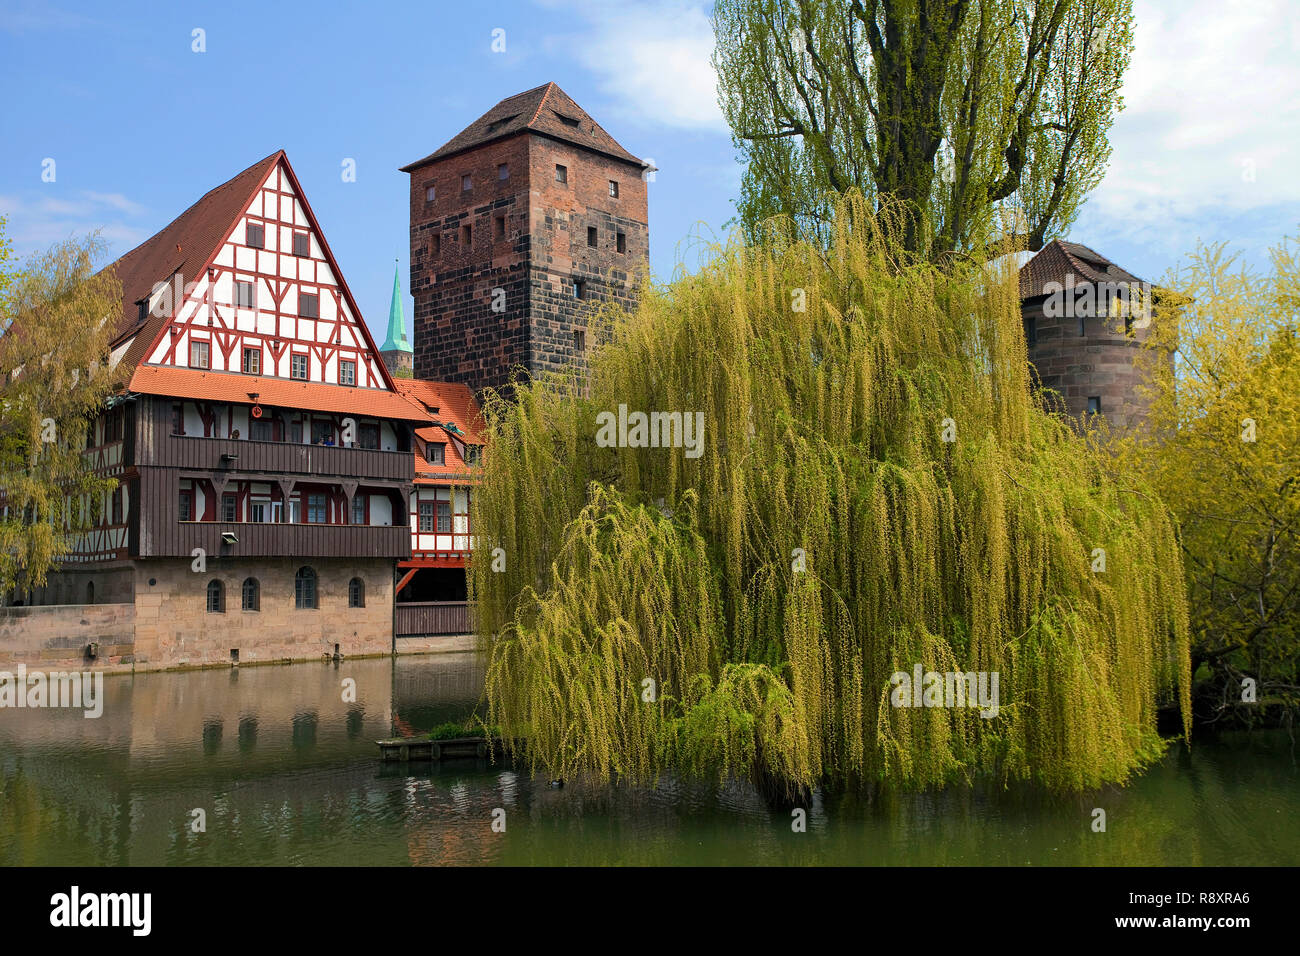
[[105, 152, 281, 379], [127, 153, 399, 395]]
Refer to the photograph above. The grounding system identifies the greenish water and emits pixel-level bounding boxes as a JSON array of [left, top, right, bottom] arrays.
[[1, 653, 1296, 866]]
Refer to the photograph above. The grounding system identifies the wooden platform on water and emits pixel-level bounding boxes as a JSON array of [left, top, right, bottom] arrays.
[[376, 736, 502, 762]]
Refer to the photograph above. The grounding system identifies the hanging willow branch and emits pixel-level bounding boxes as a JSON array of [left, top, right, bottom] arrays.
[[471, 195, 1190, 795]]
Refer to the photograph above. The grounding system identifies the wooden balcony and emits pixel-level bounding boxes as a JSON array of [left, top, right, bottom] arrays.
[[140, 520, 411, 559], [149, 434, 412, 481]]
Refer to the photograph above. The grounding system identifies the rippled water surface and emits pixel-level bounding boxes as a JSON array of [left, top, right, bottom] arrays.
[[1, 653, 1296, 866]]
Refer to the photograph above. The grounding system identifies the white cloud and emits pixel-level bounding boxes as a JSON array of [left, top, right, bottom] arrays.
[[538, 0, 725, 131], [83, 191, 146, 216], [0, 2, 99, 35], [1078, 0, 1300, 256], [0, 191, 148, 258]]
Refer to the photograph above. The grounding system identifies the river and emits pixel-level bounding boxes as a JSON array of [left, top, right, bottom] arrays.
[[1, 653, 1296, 866]]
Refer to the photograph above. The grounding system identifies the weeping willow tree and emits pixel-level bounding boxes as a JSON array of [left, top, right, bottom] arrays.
[[471, 197, 1189, 796]]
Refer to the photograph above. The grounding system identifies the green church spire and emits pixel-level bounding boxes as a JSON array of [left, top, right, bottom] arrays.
[[381, 260, 412, 354]]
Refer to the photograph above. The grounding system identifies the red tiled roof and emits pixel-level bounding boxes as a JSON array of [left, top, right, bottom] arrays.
[[393, 378, 485, 482], [400, 82, 647, 171], [392, 378, 484, 443], [128, 366, 429, 422], [1019, 239, 1148, 299], [103, 152, 283, 379]]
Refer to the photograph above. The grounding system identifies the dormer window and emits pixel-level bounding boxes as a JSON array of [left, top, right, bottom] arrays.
[[553, 111, 581, 128], [428, 442, 445, 465]]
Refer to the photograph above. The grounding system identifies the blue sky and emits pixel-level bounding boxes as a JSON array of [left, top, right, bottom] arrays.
[[2, 0, 1296, 345]]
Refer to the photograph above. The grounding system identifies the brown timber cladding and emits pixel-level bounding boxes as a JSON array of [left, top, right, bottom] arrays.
[[134, 398, 412, 480], [132, 467, 410, 558], [395, 601, 472, 637], [130, 395, 413, 559]]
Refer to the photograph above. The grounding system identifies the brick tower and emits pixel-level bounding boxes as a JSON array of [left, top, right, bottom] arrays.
[[1019, 240, 1172, 430], [400, 82, 651, 394]]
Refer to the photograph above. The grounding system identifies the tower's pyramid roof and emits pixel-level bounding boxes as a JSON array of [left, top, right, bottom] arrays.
[[1019, 239, 1148, 299], [400, 82, 647, 172]]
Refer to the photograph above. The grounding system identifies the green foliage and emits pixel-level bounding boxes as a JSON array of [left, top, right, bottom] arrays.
[[0, 228, 121, 595], [426, 720, 499, 741], [472, 196, 1190, 794], [1118, 236, 1300, 724], [713, 0, 1134, 258]]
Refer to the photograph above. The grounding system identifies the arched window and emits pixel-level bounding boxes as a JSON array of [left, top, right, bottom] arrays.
[[85, 581, 94, 605], [207, 579, 225, 613], [242, 577, 260, 611], [348, 577, 365, 608], [295, 566, 317, 609]]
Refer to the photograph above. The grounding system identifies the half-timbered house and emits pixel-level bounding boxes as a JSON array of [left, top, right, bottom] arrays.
[[393, 378, 482, 593], [32, 151, 433, 667]]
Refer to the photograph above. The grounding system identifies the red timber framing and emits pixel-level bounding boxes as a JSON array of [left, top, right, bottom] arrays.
[[68, 153, 427, 570], [133, 152, 397, 396]]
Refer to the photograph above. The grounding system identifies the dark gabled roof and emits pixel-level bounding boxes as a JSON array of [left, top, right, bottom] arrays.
[[1019, 239, 1148, 300], [400, 82, 647, 172], [103, 152, 282, 377]]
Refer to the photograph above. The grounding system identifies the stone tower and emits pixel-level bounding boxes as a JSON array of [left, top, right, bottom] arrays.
[[1019, 240, 1171, 430], [400, 82, 651, 394], [379, 261, 413, 377]]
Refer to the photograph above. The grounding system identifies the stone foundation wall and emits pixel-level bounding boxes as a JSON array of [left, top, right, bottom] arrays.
[[132, 558, 395, 668], [0, 603, 135, 669]]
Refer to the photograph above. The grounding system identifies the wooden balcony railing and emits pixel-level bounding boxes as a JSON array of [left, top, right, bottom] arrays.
[[141, 521, 411, 559], [143, 434, 412, 481]]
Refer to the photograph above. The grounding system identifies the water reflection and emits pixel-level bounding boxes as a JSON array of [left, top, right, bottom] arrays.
[[0, 651, 1295, 866]]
